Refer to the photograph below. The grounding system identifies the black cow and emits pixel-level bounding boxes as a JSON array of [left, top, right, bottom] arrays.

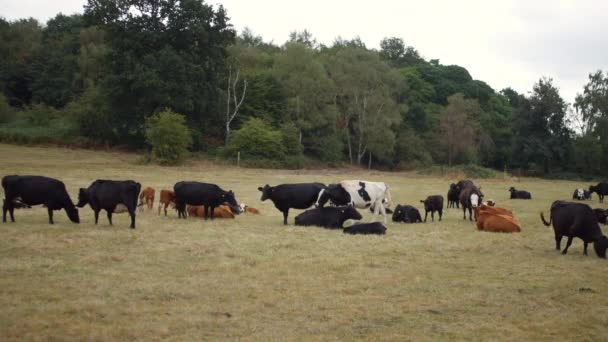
[[258, 183, 325, 225], [343, 222, 387, 235], [589, 182, 608, 203], [77, 180, 141, 229], [2, 175, 80, 224], [541, 201, 608, 258], [455, 180, 475, 194], [594, 208, 608, 224], [174, 181, 238, 220], [392, 204, 422, 223], [420, 195, 443, 222], [509, 187, 532, 199], [460, 186, 483, 221], [447, 183, 460, 208], [294, 206, 362, 229]]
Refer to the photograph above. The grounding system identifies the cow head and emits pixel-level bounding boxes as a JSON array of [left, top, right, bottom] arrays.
[[508, 187, 516, 193], [470, 193, 480, 208], [593, 236, 608, 258], [449, 183, 457, 190], [340, 206, 363, 221], [65, 205, 80, 223], [258, 185, 272, 201], [76, 188, 89, 208], [392, 205, 405, 222], [221, 190, 238, 209], [589, 185, 597, 194]]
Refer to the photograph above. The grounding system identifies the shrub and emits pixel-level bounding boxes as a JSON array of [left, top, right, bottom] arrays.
[[222, 118, 286, 161], [0, 92, 15, 124], [145, 108, 192, 165]]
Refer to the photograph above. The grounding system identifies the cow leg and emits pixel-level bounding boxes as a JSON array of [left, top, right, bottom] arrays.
[[462, 207, 466, 220], [128, 207, 136, 229], [438, 208, 443, 221], [107, 210, 113, 226], [203, 206, 209, 220], [164, 204, 169, 216], [3, 200, 14, 222], [210, 206, 215, 220], [555, 234, 562, 250], [94, 209, 100, 224], [562, 236, 574, 255], [47, 208, 54, 224], [584, 242, 589, 256], [468, 207, 473, 221], [158, 204, 161, 215], [424, 211, 428, 223], [282, 209, 289, 225], [431, 211, 435, 222]]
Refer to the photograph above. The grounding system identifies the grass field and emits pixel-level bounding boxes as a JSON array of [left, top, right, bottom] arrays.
[[1, 144, 607, 341]]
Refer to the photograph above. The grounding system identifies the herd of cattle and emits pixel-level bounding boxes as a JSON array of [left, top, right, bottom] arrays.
[[3, 175, 608, 257]]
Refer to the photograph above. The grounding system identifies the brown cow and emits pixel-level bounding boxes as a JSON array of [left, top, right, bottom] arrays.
[[476, 212, 521, 233], [158, 189, 176, 216], [475, 204, 513, 218], [239, 203, 260, 214], [138, 186, 155, 212], [187, 205, 235, 219]]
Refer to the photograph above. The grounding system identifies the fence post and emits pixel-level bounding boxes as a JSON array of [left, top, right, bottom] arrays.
[[237, 151, 240, 168]]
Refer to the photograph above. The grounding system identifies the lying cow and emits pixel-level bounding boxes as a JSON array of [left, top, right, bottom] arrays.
[[509, 187, 532, 199], [187, 205, 235, 219], [343, 222, 387, 235], [138, 186, 155, 212], [420, 195, 443, 222], [294, 206, 362, 229], [460, 186, 483, 221], [174, 181, 238, 220], [573, 188, 592, 201], [589, 182, 608, 203], [2, 175, 80, 224], [316, 180, 391, 224], [258, 183, 325, 225], [158, 189, 176, 216], [474, 205, 521, 233], [392, 204, 422, 223], [540, 201, 608, 258], [77, 180, 141, 229], [447, 183, 460, 208], [239, 203, 260, 214]]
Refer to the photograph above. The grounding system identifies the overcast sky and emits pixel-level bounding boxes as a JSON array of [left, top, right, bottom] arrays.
[[2, 0, 607, 105]]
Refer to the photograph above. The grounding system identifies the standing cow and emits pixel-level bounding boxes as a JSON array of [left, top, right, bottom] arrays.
[[2, 175, 80, 224], [315, 180, 391, 224], [460, 186, 483, 221], [420, 195, 443, 222], [158, 189, 176, 216], [138, 186, 155, 212], [447, 183, 460, 208], [77, 180, 141, 229], [258, 183, 325, 225], [589, 182, 608, 203], [174, 181, 238, 220]]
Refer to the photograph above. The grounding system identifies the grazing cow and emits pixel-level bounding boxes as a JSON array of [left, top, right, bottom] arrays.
[[315, 180, 392, 223], [258, 183, 325, 225], [594, 208, 608, 224], [447, 183, 460, 208], [476, 211, 521, 233], [2, 175, 80, 224], [294, 206, 362, 229], [343, 222, 387, 235], [77, 180, 141, 229], [589, 182, 608, 203], [573, 188, 592, 201], [187, 205, 235, 219], [509, 187, 532, 199], [138, 186, 155, 212], [392, 204, 422, 223], [420, 195, 443, 222], [239, 203, 260, 214], [540, 201, 608, 257], [174, 181, 238, 220], [460, 186, 483, 221], [158, 189, 176, 216]]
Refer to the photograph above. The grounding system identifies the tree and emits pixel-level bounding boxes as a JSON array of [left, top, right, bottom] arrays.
[[438, 94, 478, 166], [145, 109, 192, 165]]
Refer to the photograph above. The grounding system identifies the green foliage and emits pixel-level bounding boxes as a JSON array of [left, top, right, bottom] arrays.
[[0, 92, 14, 123], [145, 109, 192, 165], [223, 118, 285, 160]]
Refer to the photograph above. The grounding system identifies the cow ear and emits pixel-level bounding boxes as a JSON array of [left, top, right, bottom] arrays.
[[257, 187, 263, 192]]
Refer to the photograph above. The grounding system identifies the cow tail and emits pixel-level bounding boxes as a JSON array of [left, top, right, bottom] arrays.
[[540, 211, 551, 226]]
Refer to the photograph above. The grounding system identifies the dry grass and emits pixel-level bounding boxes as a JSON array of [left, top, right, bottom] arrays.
[[1, 144, 608, 341]]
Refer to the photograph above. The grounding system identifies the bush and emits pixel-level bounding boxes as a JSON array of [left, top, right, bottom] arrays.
[[0, 92, 15, 124], [145, 108, 192, 165], [222, 118, 286, 161]]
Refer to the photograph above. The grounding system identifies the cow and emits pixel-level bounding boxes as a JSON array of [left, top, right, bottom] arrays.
[[460, 186, 483, 221], [594, 208, 608, 224], [509, 187, 532, 199], [476, 211, 521, 233], [4, 197, 31, 209], [343, 222, 387, 235], [541, 201, 608, 258], [392, 204, 422, 223], [474, 204, 513, 217], [573, 188, 592, 201], [137, 186, 155, 212], [239, 203, 260, 214], [77, 180, 141, 229], [187, 205, 235, 219], [315, 180, 391, 224], [294, 206, 362, 229], [258, 183, 325, 225], [158, 189, 176, 216], [420, 195, 443, 222], [2, 175, 80, 224], [447, 183, 460, 208], [455, 180, 475, 195], [174, 181, 238, 220], [589, 182, 608, 203]]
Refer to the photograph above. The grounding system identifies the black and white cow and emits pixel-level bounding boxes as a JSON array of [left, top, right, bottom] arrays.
[[77, 180, 141, 229], [315, 180, 391, 223], [573, 188, 592, 201], [258, 183, 326, 225], [174, 181, 238, 220]]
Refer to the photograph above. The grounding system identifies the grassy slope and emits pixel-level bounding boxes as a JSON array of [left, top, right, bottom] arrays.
[[0, 144, 607, 341]]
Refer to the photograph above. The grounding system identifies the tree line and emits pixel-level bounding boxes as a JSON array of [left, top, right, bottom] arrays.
[[1, 0, 607, 175]]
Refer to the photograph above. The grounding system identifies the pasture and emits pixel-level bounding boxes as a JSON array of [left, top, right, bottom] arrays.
[[1, 144, 607, 341]]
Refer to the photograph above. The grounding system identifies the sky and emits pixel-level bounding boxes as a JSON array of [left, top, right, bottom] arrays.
[[2, 0, 607, 105]]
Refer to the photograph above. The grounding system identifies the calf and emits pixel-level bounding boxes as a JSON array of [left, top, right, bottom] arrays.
[[187, 205, 235, 219], [589, 182, 608, 203], [540, 201, 608, 258], [138, 186, 155, 212], [460, 187, 483, 221], [294, 206, 362, 229], [315, 180, 392, 223], [392, 204, 422, 223], [158, 189, 176, 216], [258, 183, 325, 225], [447, 183, 460, 208], [509, 187, 532, 199], [77, 180, 141, 229], [594, 208, 608, 224], [174, 181, 238, 220], [239, 203, 260, 214], [420, 195, 443, 222], [343, 222, 387, 235], [573, 188, 592, 201], [2, 175, 80, 224]]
